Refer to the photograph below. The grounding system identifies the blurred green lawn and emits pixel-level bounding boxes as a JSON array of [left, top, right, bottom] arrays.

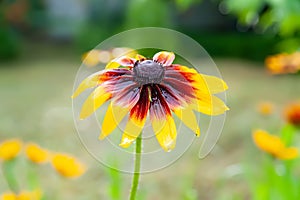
[[1, 43, 300, 200]]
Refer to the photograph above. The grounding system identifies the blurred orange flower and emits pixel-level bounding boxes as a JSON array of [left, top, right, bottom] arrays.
[[25, 143, 49, 164], [284, 102, 300, 127], [257, 101, 274, 116], [51, 153, 86, 178], [0, 139, 22, 161], [253, 129, 298, 160], [265, 52, 300, 74]]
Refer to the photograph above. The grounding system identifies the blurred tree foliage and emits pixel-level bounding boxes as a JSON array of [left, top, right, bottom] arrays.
[[220, 0, 300, 52], [221, 0, 300, 37]]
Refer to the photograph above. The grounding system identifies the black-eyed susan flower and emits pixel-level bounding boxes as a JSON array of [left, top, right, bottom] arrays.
[[51, 153, 86, 178], [284, 102, 300, 127], [25, 143, 49, 164], [257, 101, 274, 116], [0, 139, 22, 161], [252, 129, 298, 160], [265, 52, 300, 74], [73, 51, 229, 151]]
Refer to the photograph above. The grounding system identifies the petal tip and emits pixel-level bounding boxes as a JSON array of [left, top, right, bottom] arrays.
[[119, 142, 131, 148], [195, 128, 201, 137], [98, 134, 105, 140]]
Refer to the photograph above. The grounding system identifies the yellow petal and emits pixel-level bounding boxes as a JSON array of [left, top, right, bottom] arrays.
[[153, 116, 177, 152], [72, 73, 101, 98], [119, 133, 137, 148], [80, 87, 111, 119], [105, 61, 120, 69], [52, 153, 86, 178], [173, 107, 200, 136], [1, 192, 17, 200], [201, 74, 228, 94], [25, 143, 49, 164], [277, 147, 298, 160], [99, 103, 128, 139], [173, 65, 228, 94], [119, 116, 146, 148], [252, 129, 284, 155], [153, 51, 175, 66], [191, 95, 229, 116], [0, 139, 22, 161], [135, 54, 146, 60]]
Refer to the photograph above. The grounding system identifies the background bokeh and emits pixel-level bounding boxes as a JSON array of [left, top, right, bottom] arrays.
[[1, 0, 300, 199]]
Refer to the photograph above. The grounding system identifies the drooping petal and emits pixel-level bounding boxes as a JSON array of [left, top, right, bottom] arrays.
[[119, 133, 137, 148], [201, 74, 228, 94], [114, 56, 136, 67], [149, 85, 172, 120], [155, 84, 186, 110], [173, 107, 200, 136], [166, 65, 228, 94], [148, 85, 177, 151], [162, 77, 196, 100], [119, 86, 150, 147], [99, 102, 128, 139], [191, 95, 229, 116], [110, 84, 140, 109], [277, 147, 299, 160], [72, 72, 102, 98], [72, 69, 131, 98], [105, 61, 120, 69], [80, 86, 111, 119], [153, 115, 177, 152], [153, 51, 175, 66]]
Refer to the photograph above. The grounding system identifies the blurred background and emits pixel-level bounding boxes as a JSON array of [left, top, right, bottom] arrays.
[[1, 0, 300, 199]]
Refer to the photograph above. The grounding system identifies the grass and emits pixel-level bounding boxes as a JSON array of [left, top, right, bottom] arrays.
[[0, 43, 300, 199]]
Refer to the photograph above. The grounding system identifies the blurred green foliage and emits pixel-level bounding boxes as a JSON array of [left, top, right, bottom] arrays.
[[1, 0, 300, 61], [222, 0, 300, 37]]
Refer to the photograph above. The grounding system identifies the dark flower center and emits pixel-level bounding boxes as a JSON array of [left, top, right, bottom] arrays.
[[133, 60, 165, 85]]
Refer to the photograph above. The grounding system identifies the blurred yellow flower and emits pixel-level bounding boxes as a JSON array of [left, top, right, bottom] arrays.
[[0, 139, 22, 161], [1, 192, 17, 200], [257, 101, 274, 116], [82, 48, 137, 67], [51, 153, 86, 178], [253, 129, 298, 160], [82, 50, 103, 67], [284, 102, 300, 127], [18, 190, 41, 200], [25, 143, 49, 164], [265, 52, 300, 74], [0, 190, 41, 200]]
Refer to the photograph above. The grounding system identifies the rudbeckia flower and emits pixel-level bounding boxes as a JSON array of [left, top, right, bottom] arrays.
[[73, 51, 229, 151], [51, 153, 86, 178], [284, 102, 300, 127], [25, 143, 49, 164], [265, 52, 300, 74], [0, 139, 22, 161], [253, 129, 298, 160]]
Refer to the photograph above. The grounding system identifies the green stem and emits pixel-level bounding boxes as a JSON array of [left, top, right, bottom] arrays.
[[2, 160, 19, 193], [129, 135, 142, 200]]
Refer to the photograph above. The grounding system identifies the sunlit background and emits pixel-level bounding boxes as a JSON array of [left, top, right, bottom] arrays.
[[1, 0, 300, 199]]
